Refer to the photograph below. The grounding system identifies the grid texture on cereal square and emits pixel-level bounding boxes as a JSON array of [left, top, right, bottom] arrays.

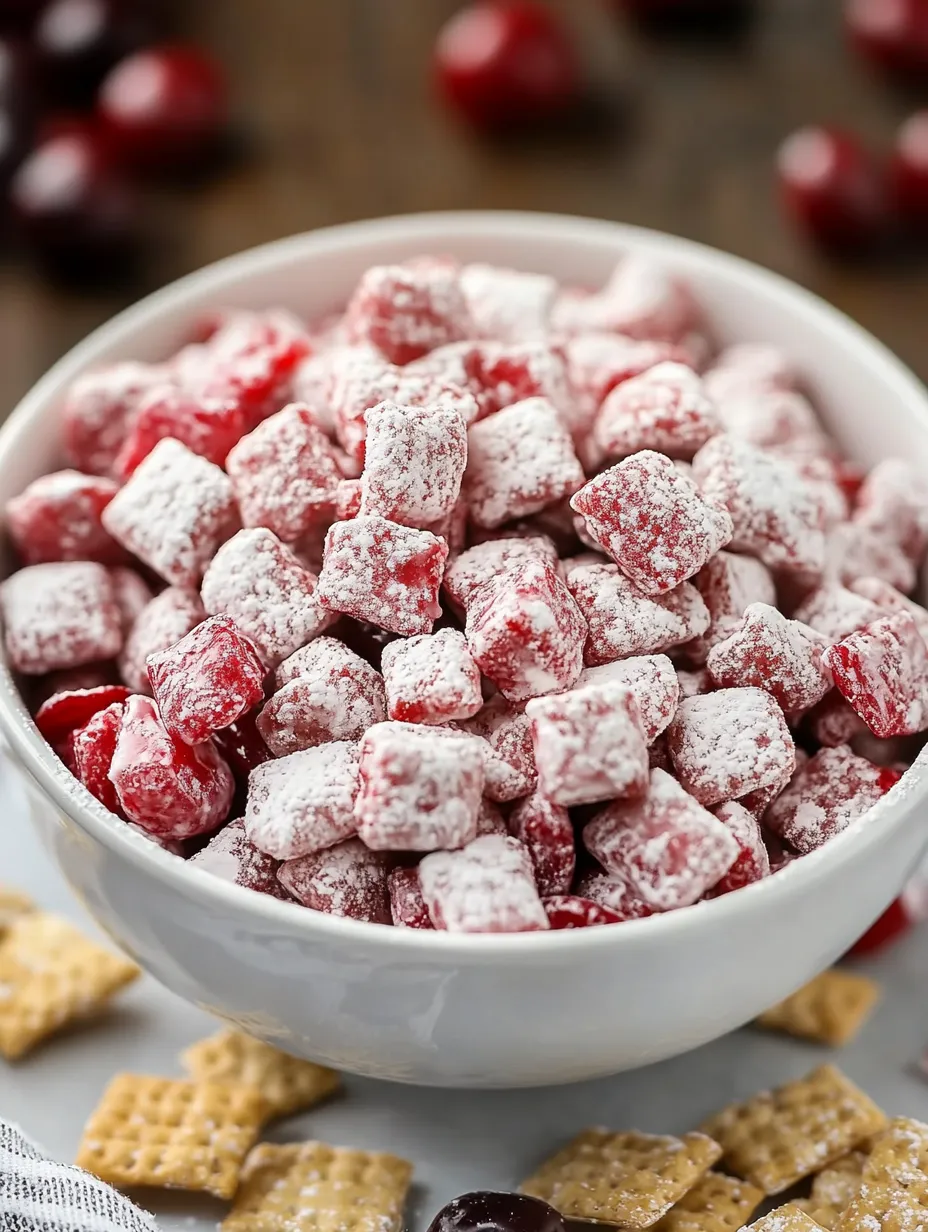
[[652, 1171, 763, 1232], [755, 971, 881, 1046], [0, 913, 139, 1060], [221, 1140, 413, 1232], [75, 1074, 267, 1199], [0, 887, 35, 934], [700, 1066, 887, 1195], [521, 1128, 723, 1227], [182, 1029, 341, 1119], [745, 1205, 826, 1231], [835, 1117, 928, 1232], [791, 1150, 868, 1229]]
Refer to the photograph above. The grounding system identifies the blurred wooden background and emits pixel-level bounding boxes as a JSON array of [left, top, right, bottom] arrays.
[[2, 0, 927, 413]]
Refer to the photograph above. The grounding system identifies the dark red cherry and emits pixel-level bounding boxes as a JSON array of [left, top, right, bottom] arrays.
[[434, 2, 577, 131], [891, 112, 928, 229], [847, 896, 912, 956], [613, 0, 750, 28], [35, 0, 159, 104], [426, 1193, 567, 1232], [846, 0, 928, 78]]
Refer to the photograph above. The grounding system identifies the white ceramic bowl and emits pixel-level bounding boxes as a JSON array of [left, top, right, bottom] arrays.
[[2, 211, 928, 1088]]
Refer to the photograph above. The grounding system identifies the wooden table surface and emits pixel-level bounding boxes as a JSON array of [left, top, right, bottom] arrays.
[[2, 0, 926, 416]]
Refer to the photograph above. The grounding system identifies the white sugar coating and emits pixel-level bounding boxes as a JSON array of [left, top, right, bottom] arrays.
[[574, 870, 649, 916], [571, 451, 734, 596], [593, 361, 719, 461], [565, 332, 685, 415], [851, 576, 928, 644], [201, 527, 331, 668], [0, 561, 122, 675], [257, 637, 386, 756], [577, 654, 680, 743], [354, 720, 485, 852], [793, 583, 884, 642], [712, 388, 823, 452], [765, 745, 893, 854], [418, 834, 549, 933], [676, 667, 712, 698], [464, 397, 584, 529], [380, 628, 482, 725], [119, 586, 206, 693], [102, 438, 237, 587], [692, 434, 826, 579], [823, 612, 928, 739], [459, 262, 556, 342], [360, 400, 468, 526], [109, 566, 153, 633], [566, 563, 709, 665], [552, 255, 699, 342], [189, 817, 288, 899], [508, 790, 575, 896], [707, 602, 831, 713], [278, 837, 391, 923], [475, 798, 508, 835], [826, 522, 917, 594], [853, 456, 928, 561], [344, 261, 471, 361], [455, 695, 537, 802], [583, 768, 740, 911], [6, 469, 121, 564], [706, 342, 797, 396], [62, 359, 170, 473], [689, 550, 777, 664], [667, 687, 795, 807], [442, 534, 559, 613], [712, 800, 770, 877], [526, 682, 649, 806], [478, 340, 577, 427], [245, 741, 360, 859]]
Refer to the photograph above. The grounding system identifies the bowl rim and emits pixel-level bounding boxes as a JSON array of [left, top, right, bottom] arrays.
[[2, 207, 927, 959]]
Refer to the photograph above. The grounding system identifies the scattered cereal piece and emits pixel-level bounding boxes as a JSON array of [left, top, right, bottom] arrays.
[[360, 400, 468, 528], [651, 1171, 763, 1232], [833, 1118, 928, 1231], [707, 604, 831, 713], [0, 888, 35, 935], [419, 835, 548, 933], [592, 361, 719, 462], [797, 1152, 868, 1230], [508, 790, 576, 897], [756, 970, 881, 1046], [745, 1207, 824, 1232], [277, 839, 392, 924], [245, 742, 360, 860], [1, 561, 122, 675], [822, 613, 928, 738], [189, 818, 290, 900], [381, 628, 482, 725]]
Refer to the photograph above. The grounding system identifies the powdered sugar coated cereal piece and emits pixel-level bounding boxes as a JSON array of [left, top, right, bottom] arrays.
[[109, 567, 153, 634], [343, 261, 471, 365], [704, 343, 797, 402], [419, 834, 549, 933], [381, 629, 482, 725], [360, 401, 468, 527], [388, 867, 434, 929], [455, 695, 537, 801], [573, 871, 654, 920], [526, 682, 649, 806], [708, 801, 770, 896], [474, 340, 576, 425], [465, 397, 584, 530], [822, 612, 928, 738], [465, 558, 586, 702], [793, 583, 884, 643], [354, 721, 485, 851], [119, 587, 206, 694], [571, 451, 733, 596], [190, 817, 290, 900], [1, 561, 122, 675], [508, 790, 575, 896], [442, 535, 559, 614], [583, 768, 740, 911], [805, 692, 866, 748], [707, 603, 831, 712], [850, 576, 928, 646], [6, 470, 124, 566], [713, 388, 824, 453], [688, 551, 776, 664], [460, 263, 556, 342], [62, 360, 169, 475], [826, 523, 916, 594], [552, 256, 700, 343], [592, 362, 719, 462], [576, 654, 680, 743], [71, 700, 126, 813], [102, 438, 238, 587], [245, 742, 360, 859], [277, 838, 391, 923], [201, 528, 331, 668], [335, 478, 362, 521], [316, 515, 448, 638], [853, 457, 928, 564], [543, 895, 626, 929], [765, 745, 900, 854], [256, 637, 386, 756], [667, 687, 795, 808], [565, 333, 688, 418]]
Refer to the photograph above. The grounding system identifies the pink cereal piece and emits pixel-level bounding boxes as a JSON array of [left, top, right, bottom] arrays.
[[1, 562, 122, 675], [118, 587, 206, 694], [576, 654, 680, 743], [114, 385, 250, 479], [474, 340, 576, 424], [717, 388, 824, 454], [71, 700, 126, 815], [355, 721, 485, 852], [805, 691, 867, 747], [565, 333, 688, 417], [703, 343, 797, 403], [707, 602, 831, 712], [765, 745, 900, 853], [201, 527, 331, 668], [827, 523, 916, 594], [583, 768, 740, 911], [335, 478, 362, 521], [343, 261, 470, 365], [109, 695, 234, 839], [543, 895, 625, 929], [380, 629, 482, 725], [189, 817, 290, 900], [706, 801, 770, 896], [592, 362, 719, 462], [573, 871, 654, 920], [667, 687, 795, 808], [6, 469, 124, 566], [360, 400, 468, 527], [388, 866, 434, 929], [692, 434, 826, 578], [465, 558, 586, 703], [526, 682, 648, 806], [147, 615, 266, 746], [419, 834, 548, 933], [109, 567, 153, 634], [257, 636, 386, 756], [101, 438, 237, 588], [850, 576, 928, 645], [571, 451, 734, 596], [442, 535, 558, 615], [853, 457, 928, 563], [552, 256, 700, 343], [245, 742, 360, 859], [507, 790, 575, 896], [316, 515, 448, 638], [566, 563, 709, 665], [459, 263, 556, 342], [278, 838, 391, 924], [793, 584, 882, 645], [464, 397, 584, 530], [225, 402, 342, 543], [688, 550, 776, 664], [455, 695, 537, 802], [822, 612, 928, 738], [62, 360, 169, 475]]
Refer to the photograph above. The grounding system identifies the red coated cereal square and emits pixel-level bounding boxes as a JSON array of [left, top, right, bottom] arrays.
[[793, 583, 884, 643], [442, 535, 559, 615], [148, 615, 266, 746], [355, 721, 485, 851], [850, 577, 928, 644], [474, 340, 575, 424], [455, 695, 537, 801], [828, 522, 917, 594], [573, 871, 654, 921], [62, 360, 169, 475], [707, 801, 770, 896], [507, 790, 575, 896], [822, 612, 928, 738], [543, 896, 626, 929], [201, 528, 331, 668], [316, 515, 449, 638], [852, 457, 928, 564], [278, 838, 391, 923], [565, 333, 687, 420], [101, 438, 238, 587], [459, 263, 556, 343], [343, 261, 471, 365], [190, 818, 290, 900], [35, 683, 130, 759], [360, 401, 468, 528], [109, 567, 153, 634], [688, 550, 776, 663], [592, 361, 719, 463], [118, 587, 205, 694], [388, 866, 434, 929], [526, 682, 649, 806], [583, 768, 740, 911], [576, 654, 680, 743], [667, 687, 795, 808], [552, 256, 700, 343], [380, 628, 482, 725], [418, 834, 549, 933], [245, 741, 360, 859], [571, 451, 734, 596], [114, 385, 250, 478], [71, 700, 126, 814], [1, 562, 122, 675], [707, 602, 831, 713], [6, 470, 124, 566]]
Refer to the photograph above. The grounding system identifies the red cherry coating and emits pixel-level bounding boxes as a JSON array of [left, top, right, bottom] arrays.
[[777, 126, 886, 253], [846, 0, 928, 78], [98, 43, 227, 171], [426, 1193, 567, 1232], [434, 2, 576, 131], [34, 683, 130, 755], [891, 112, 928, 229], [847, 895, 912, 956]]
